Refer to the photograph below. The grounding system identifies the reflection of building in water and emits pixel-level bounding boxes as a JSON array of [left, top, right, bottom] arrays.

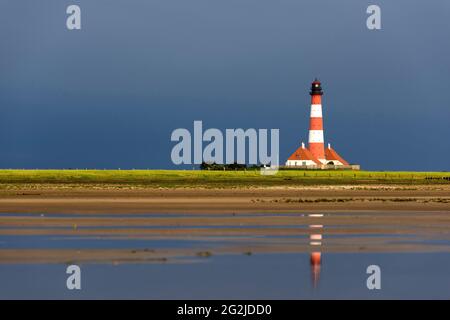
[[310, 252, 321, 288], [308, 214, 324, 289]]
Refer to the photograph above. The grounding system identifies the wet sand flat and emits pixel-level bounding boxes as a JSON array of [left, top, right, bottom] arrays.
[[0, 185, 449, 213], [0, 185, 449, 264], [1, 210, 449, 263]]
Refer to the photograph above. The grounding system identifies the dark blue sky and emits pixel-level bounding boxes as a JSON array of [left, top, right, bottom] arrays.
[[1, 1, 449, 171]]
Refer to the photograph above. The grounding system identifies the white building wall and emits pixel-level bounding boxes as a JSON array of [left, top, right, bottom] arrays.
[[285, 160, 318, 167]]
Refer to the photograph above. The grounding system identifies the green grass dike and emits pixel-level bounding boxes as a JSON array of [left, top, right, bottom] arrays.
[[0, 169, 449, 188]]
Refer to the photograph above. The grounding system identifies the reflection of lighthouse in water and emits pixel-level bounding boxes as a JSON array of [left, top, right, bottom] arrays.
[[308, 214, 324, 289]]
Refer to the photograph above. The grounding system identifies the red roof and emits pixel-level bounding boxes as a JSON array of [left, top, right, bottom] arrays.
[[287, 145, 321, 165], [325, 147, 349, 165]]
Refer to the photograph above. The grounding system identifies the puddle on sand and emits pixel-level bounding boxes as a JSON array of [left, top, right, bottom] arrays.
[[0, 211, 449, 299]]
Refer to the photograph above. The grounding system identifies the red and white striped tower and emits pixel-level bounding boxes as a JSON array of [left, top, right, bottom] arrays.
[[308, 79, 326, 163]]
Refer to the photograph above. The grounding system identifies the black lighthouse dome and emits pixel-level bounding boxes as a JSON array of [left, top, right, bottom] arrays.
[[310, 78, 323, 96]]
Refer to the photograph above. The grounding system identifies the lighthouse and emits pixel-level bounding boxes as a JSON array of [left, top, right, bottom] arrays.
[[285, 79, 356, 169], [308, 79, 326, 163]]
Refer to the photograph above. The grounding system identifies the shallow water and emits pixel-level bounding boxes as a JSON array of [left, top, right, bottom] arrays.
[[1, 253, 449, 299], [0, 211, 449, 299]]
